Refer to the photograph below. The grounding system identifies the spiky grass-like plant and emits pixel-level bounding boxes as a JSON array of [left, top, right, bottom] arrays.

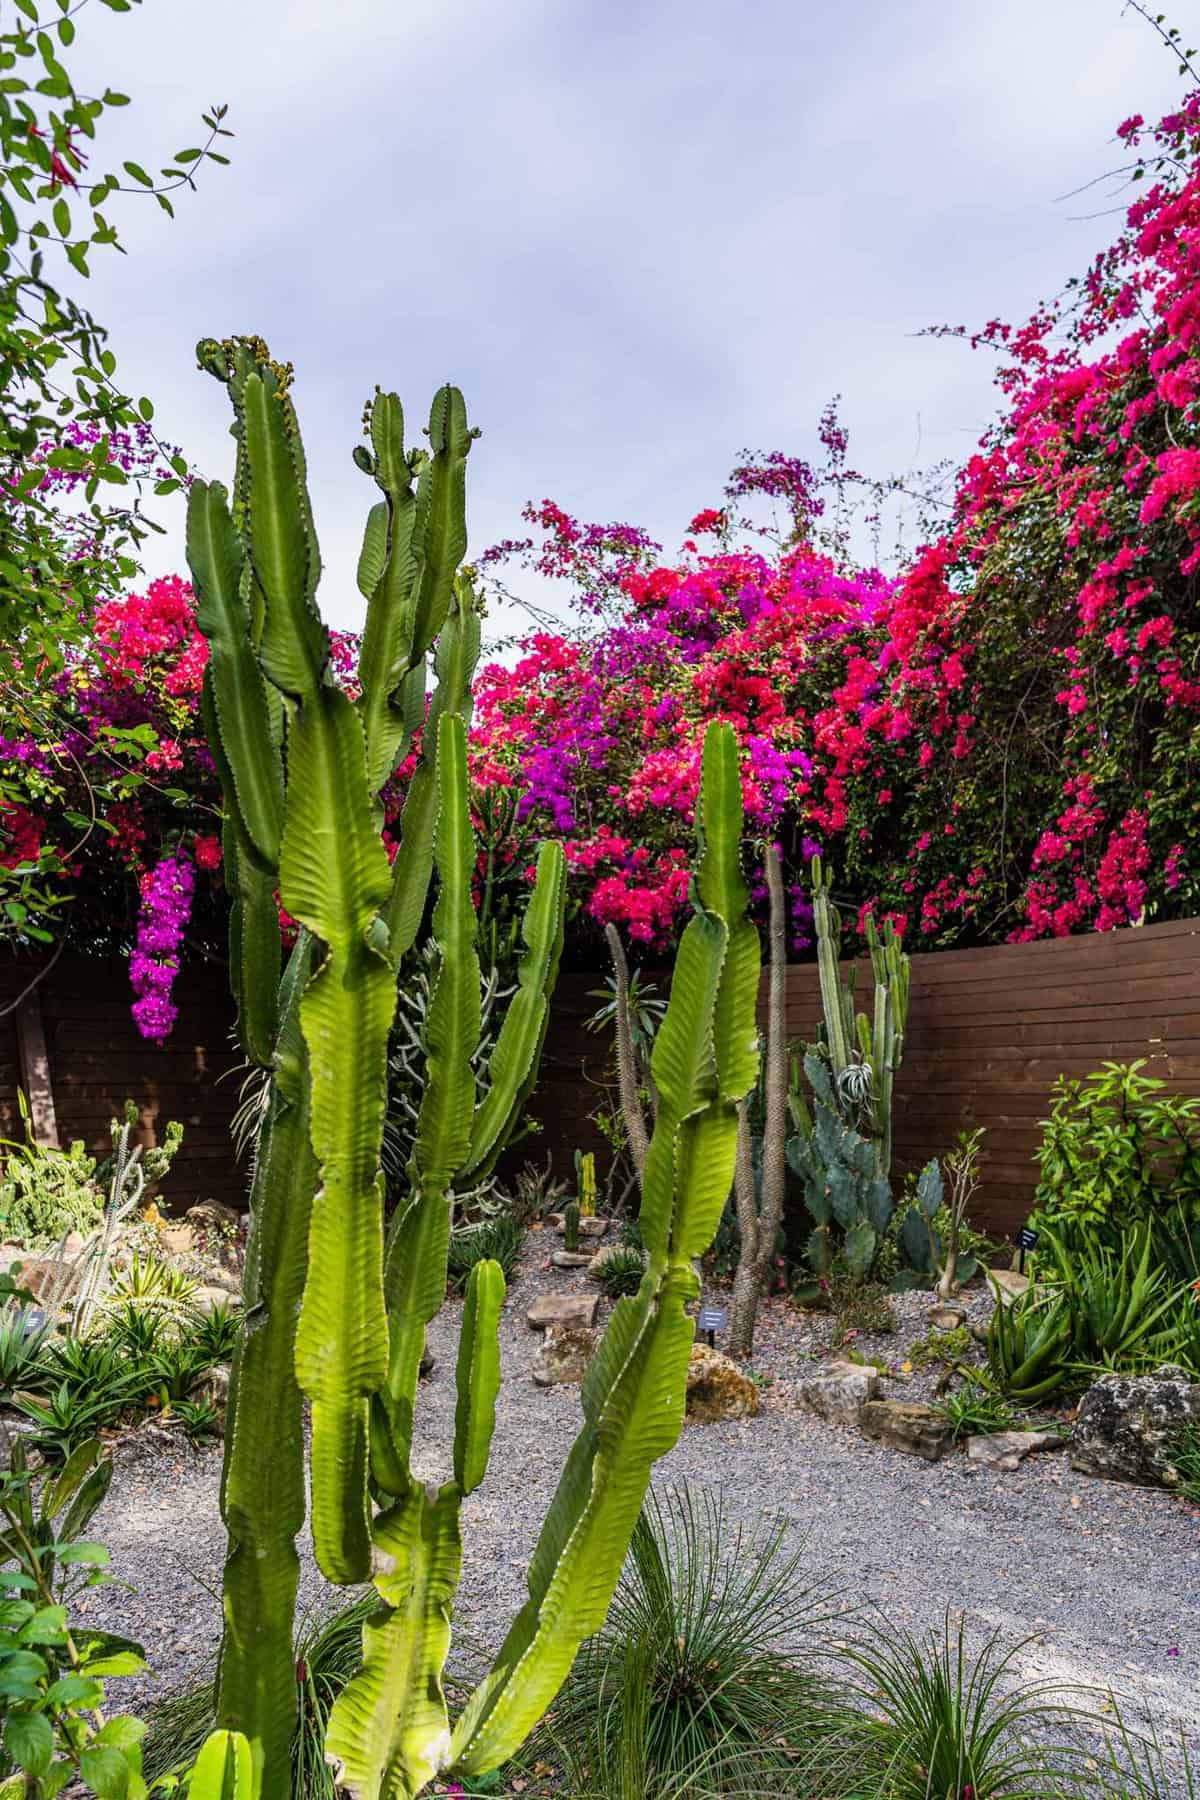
[[445, 1215, 525, 1293], [840, 1614, 1100, 1799], [531, 1487, 853, 1795]]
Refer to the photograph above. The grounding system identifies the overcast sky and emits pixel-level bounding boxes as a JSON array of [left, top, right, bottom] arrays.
[[70, 0, 1184, 643]]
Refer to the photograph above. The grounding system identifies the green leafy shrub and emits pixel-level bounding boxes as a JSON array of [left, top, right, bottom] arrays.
[[0, 1103, 103, 1246], [1043, 1223, 1197, 1376], [594, 1246, 647, 1299], [1033, 1061, 1200, 1236], [0, 1439, 154, 1800], [174, 1398, 220, 1446], [985, 1286, 1075, 1404], [109, 1252, 197, 1307], [446, 1215, 525, 1293], [0, 1269, 52, 1394], [187, 1300, 241, 1364]]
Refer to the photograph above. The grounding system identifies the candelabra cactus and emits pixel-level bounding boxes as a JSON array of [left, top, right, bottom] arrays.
[[187, 337, 760, 1800]]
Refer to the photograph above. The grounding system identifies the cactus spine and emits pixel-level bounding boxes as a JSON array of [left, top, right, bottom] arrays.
[[189, 341, 760, 1800]]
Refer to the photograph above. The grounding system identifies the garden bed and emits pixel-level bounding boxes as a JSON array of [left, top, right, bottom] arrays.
[[76, 1226, 1198, 1772]]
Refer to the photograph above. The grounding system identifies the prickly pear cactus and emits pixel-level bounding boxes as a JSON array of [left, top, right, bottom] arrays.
[[787, 1052, 894, 1277], [188, 339, 760, 1800]]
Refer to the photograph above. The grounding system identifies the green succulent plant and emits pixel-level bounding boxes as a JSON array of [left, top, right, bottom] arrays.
[[185, 338, 761, 1800]]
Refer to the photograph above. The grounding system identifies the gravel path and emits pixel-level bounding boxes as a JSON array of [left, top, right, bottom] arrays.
[[82, 1230, 1200, 1773]]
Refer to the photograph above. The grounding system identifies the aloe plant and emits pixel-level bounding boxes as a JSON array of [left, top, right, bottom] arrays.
[[187, 338, 760, 1800]]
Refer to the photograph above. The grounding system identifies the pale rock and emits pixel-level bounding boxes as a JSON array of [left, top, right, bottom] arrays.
[[966, 1429, 1065, 1470], [526, 1292, 600, 1332], [988, 1269, 1030, 1306], [158, 1223, 196, 1258], [859, 1399, 954, 1462], [194, 1362, 231, 1421], [533, 1325, 599, 1387], [795, 1358, 879, 1425], [194, 1284, 238, 1317], [685, 1345, 760, 1424], [928, 1304, 967, 1330], [551, 1250, 592, 1269], [548, 1213, 610, 1239]]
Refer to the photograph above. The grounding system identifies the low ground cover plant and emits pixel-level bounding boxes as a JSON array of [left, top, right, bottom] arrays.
[[1, 1263, 237, 1459]]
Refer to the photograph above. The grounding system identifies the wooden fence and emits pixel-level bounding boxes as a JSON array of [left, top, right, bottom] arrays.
[[0, 953, 244, 1215], [2, 915, 1198, 1233], [530, 915, 1200, 1237]]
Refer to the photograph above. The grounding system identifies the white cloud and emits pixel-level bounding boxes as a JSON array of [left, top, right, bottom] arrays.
[[68, 0, 1185, 643]]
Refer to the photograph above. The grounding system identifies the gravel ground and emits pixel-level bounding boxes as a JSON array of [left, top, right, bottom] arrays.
[[79, 1226, 1200, 1780]]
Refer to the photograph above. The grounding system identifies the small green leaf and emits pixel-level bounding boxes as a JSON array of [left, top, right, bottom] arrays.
[[5, 1711, 54, 1779], [79, 1744, 130, 1800]]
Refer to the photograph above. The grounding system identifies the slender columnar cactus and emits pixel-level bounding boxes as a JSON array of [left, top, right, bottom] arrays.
[[188, 338, 758, 1800], [809, 854, 907, 1178]]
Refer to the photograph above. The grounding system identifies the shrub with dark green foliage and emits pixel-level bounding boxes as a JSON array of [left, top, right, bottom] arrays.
[[934, 1380, 1016, 1443], [446, 1215, 524, 1293], [1043, 1222, 1198, 1377], [840, 1614, 1118, 1799], [1033, 1062, 1200, 1238], [4, 1295, 239, 1460]]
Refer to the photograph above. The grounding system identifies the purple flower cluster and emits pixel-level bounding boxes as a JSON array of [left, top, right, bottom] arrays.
[[129, 853, 194, 1043]]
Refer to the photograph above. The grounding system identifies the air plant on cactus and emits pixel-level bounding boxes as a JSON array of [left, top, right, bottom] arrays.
[[185, 335, 762, 1800]]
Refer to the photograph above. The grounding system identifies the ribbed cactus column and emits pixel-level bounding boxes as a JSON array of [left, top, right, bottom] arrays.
[[188, 340, 479, 1799], [189, 336, 760, 1800]]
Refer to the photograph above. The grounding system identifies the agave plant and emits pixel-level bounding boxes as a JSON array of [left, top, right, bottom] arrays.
[[185, 337, 761, 1800]]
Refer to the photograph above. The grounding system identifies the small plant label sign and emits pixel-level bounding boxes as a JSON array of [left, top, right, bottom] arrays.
[[697, 1306, 727, 1345]]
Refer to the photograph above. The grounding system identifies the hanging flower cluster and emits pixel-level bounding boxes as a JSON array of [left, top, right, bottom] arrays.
[[129, 853, 195, 1042]]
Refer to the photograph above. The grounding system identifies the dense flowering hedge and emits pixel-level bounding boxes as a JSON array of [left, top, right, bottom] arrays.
[[2, 87, 1199, 1033], [472, 89, 1200, 950]]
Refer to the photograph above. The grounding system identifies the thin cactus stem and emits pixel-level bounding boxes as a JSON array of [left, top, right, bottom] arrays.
[[603, 922, 650, 1176]]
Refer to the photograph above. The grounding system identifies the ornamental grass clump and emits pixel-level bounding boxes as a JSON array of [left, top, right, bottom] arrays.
[[184, 335, 763, 1800], [532, 1487, 853, 1797]]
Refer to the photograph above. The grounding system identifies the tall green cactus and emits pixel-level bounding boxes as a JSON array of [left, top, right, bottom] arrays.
[[809, 854, 908, 1178], [189, 340, 760, 1800]]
